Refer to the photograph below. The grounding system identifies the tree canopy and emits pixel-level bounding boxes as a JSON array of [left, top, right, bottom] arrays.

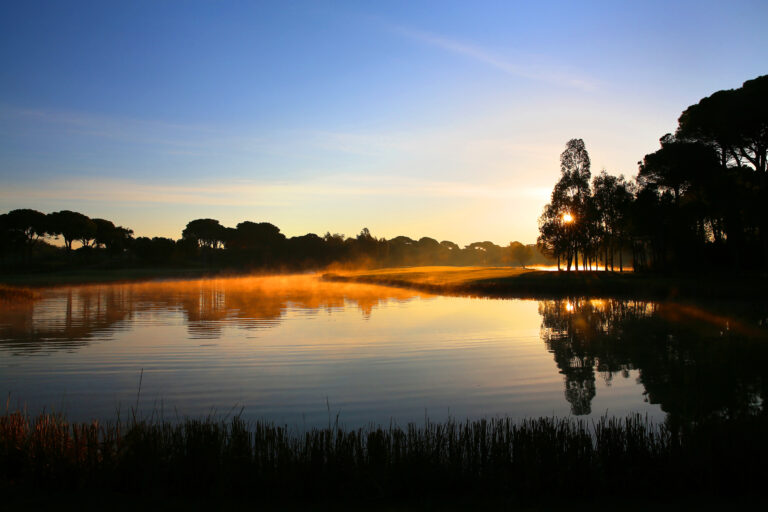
[[539, 74, 768, 272]]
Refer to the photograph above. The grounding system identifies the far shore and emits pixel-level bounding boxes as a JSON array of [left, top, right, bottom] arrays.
[[0, 266, 260, 288], [1, 265, 766, 300], [322, 266, 768, 300]]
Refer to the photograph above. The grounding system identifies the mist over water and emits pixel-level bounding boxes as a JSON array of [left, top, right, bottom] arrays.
[[2, 275, 766, 427]]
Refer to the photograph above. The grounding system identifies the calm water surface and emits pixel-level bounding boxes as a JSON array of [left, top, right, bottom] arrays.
[[2, 275, 767, 427]]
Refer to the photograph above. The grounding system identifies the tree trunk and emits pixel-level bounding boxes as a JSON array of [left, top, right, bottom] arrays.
[[631, 241, 637, 272], [619, 245, 624, 272]]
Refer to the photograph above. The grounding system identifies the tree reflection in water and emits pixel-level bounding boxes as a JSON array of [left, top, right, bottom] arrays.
[[0, 275, 428, 351], [539, 297, 768, 424], [3, 278, 768, 426]]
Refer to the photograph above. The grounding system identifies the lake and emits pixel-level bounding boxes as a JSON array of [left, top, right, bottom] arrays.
[[2, 274, 766, 427]]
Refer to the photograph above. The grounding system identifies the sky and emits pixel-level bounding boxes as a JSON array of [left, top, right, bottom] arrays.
[[1, 1, 767, 246]]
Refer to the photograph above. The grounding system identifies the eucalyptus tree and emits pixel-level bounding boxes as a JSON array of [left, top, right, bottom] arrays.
[[592, 171, 634, 270], [537, 202, 569, 270], [538, 139, 592, 270], [611, 178, 635, 271]]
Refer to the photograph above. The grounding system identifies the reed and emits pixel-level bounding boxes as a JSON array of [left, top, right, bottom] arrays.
[[2, 410, 767, 505]]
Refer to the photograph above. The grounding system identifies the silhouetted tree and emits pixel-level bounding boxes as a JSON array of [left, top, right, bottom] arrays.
[[1, 209, 49, 260], [638, 135, 720, 203], [2, 208, 557, 272], [229, 222, 285, 250], [351, 227, 383, 262], [508, 241, 535, 268], [465, 241, 504, 266], [677, 75, 768, 174], [385, 236, 414, 266], [592, 171, 634, 271], [440, 240, 459, 252], [93, 218, 134, 254], [637, 132, 754, 269], [323, 232, 348, 263], [226, 221, 286, 266], [539, 139, 592, 271], [676, 75, 768, 265], [48, 210, 96, 251], [415, 237, 441, 265], [182, 219, 227, 249], [287, 233, 326, 266], [133, 237, 176, 264]]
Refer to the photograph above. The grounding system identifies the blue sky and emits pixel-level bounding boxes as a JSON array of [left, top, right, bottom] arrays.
[[1, 0, 766, 244]]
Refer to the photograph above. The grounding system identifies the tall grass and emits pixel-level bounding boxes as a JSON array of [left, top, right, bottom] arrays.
[[2, 411, 767, 504]]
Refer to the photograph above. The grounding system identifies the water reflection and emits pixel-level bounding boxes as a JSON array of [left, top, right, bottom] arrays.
[[0, 275, 429, 352], [1, 276, 767, 426], [0, 288, 135, 353], [540, 298, 768, 423]]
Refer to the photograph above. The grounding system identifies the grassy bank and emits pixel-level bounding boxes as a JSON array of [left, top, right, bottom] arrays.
[[3, 265, 765, 300], [323, 266, 768, 300], [2, 411, 767, 507]]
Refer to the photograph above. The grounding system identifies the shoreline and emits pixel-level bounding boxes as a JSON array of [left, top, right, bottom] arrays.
[[0, 266, 257, 288], [1, 265, 766, 301], [322, 267, 768, 300]]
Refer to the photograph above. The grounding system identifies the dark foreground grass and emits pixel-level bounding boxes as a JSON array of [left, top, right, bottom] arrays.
[[2, 411, 767, 507]]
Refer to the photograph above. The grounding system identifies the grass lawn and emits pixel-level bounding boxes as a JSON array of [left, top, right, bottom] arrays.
[[323, 266, 766, 299]]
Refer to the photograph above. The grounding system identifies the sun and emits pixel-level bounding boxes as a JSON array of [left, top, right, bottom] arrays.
[[562, 212, 574, 223]]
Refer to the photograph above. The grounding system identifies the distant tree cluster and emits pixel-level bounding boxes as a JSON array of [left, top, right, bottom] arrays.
[[0, 210, 552, 272], [539, 74, 768, 271], [0, 209, 134, 262]]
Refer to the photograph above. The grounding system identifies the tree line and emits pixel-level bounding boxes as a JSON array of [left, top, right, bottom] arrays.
[[0, 210, 552, 272], [538, 74, 768, 272]]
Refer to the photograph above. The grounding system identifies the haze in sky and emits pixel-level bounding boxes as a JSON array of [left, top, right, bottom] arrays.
[[1, 0, 766, 245]]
